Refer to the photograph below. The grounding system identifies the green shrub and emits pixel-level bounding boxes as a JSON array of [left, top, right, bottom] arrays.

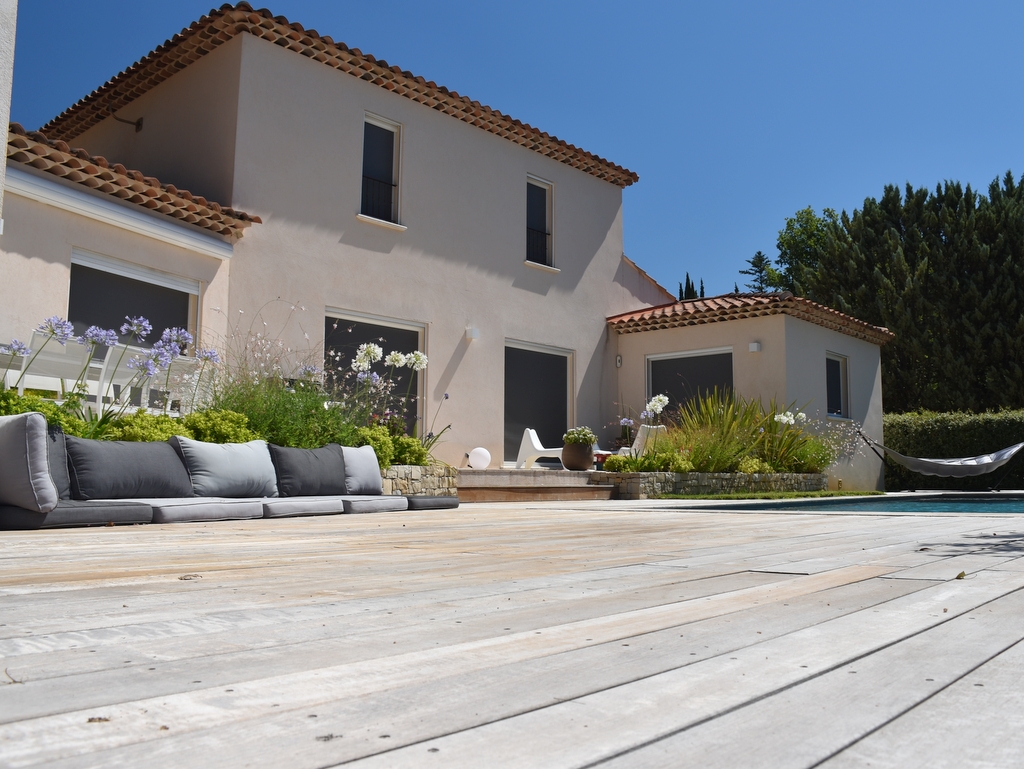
[[0, 390, 87, 436], [212, 379, 358, 448], [354, 425, 394, 469], [737, 456, 773, 474], [105, 410, 190, 442], [181, 409, 258, 443], [882, 410, 1024, 490], [601, 451, 693, 473], [392, 434, 429, 466]]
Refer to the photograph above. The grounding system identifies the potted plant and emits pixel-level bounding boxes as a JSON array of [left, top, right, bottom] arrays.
[[561, 426, 597, 471]]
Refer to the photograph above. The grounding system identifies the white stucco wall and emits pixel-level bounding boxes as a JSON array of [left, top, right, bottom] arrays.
[[614, 313, 886, 490], [0, 189, 230, 348]]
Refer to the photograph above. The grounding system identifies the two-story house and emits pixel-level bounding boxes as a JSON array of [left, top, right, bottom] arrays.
[[1, 3, 889, 488]]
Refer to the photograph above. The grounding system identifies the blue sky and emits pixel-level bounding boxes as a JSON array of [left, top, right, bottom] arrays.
[[11, 1, 1024, 298]]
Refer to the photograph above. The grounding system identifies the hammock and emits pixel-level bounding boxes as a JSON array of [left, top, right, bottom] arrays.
[[860, 434, 1024, 478]]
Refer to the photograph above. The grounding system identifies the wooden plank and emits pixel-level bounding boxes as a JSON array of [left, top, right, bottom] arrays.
[[882, 553, 1015, 581], [821, 630, 1024, 768], [595, 577, 1024, 768]]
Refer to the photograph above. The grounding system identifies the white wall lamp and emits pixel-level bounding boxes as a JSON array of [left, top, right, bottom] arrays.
[[749, 342, 762, 353], [465, 326, 480, 341]]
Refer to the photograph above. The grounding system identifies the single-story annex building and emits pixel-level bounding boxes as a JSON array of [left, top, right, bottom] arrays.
[[0, 3, 892, 489]]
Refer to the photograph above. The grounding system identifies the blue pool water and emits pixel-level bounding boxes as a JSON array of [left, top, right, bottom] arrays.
[[707, 495, 1024, 514]]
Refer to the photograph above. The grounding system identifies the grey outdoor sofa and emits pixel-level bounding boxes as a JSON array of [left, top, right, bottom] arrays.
[[0, 412, 456, 530]]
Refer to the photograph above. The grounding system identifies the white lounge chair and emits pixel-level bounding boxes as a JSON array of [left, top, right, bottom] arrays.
[[12, 330, 92, 397], [617, 424, 668, 456], [515, 428, 563, 469], [96, 343, 148, 412]]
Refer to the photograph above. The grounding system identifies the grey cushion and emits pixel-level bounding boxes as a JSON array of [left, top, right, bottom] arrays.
[[262, 496, 348, 518], [65, 437, 193, 500], [171, 437, 278, 498], [268, 444, 347, 497], [0, 500, 153, 530], [47, 425, 72, 500], [405, 495, 459, 510], [341, 445, 383, 495], [343, 495, 408, 514], [0, 412, 60, 513], [142, 497, 265, 524]]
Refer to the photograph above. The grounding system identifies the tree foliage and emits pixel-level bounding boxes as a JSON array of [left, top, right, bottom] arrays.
[[739, 251, 780, 292], [795, 171, 1024, 413], [774, 206, 840, 292], [678, 273, 701, 300]]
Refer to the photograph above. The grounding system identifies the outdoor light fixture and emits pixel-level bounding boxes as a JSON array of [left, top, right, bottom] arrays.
[[465, 326, 480, 341], [749, 342, 762, 353], [467, 447, 491, 468], [616, 355, 622, 368]]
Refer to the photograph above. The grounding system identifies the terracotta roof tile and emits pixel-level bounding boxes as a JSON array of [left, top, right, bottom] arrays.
[[607, 292, 895, 346], [6, 122, 260, 238], [40, 3, 638, 189]]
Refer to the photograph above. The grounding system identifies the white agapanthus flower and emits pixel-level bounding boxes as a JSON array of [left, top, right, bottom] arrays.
[[646, 394, 669, 414], [406, 350, 428, 371], [350, 358, 371, 373], [385, 351, 408, 368], [797, 412, 808, 423], [355, 342, 383, 366], [774, 411, 796, 425]]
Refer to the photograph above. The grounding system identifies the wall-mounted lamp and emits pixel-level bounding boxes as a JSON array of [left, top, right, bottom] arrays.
[[749, 342, 762, 353], [615, 354, 622, 368], [465, 326, 480, 341]]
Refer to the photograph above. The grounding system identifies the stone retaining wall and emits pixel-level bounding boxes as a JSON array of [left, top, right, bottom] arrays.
[[588, 471, 828, 500], [383, 464, 458, 497]]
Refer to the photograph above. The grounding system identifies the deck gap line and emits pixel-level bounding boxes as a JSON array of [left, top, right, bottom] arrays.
[[574, 582, 1024, 769], [806, 634, 1024, 769]]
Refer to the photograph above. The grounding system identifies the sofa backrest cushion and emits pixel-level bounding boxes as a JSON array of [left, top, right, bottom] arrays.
[[47, 425, 71, 500], [268, 444, 347, 497], [0, 412, 59, 512], [341, 445, 383, 496], [65, 437, 194, 500], [170, 436, 278, 498]]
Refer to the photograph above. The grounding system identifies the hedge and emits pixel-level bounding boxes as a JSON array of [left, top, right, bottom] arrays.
[[882, 411, 1024, 491]]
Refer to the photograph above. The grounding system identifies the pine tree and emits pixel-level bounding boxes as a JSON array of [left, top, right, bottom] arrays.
[[699, 279, 705, 298], [739, 251, 779, 292], [679, 273, 699, 300]]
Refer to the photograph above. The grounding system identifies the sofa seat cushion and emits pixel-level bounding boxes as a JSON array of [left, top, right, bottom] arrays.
[[171, 437, 278, 498], [262, 496, 349, 518], [343, 495, 408, 514], [268, 444, 347, 497], [0, 500, 154, 530], [0, 412, 59, 513], [65, 436, 193, 500], [405, 495, 459, 510], [341, 445, 383, 496], [138, 497, 266, 524]]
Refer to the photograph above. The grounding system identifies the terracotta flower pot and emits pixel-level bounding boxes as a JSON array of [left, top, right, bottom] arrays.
[[561, 442, 595, 471]]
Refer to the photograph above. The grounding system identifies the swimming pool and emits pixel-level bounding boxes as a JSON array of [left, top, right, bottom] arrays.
[[701, 493, 1024, 514]]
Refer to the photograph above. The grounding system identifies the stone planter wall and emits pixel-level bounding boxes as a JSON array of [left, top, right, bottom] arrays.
[[382, 464, 458, 497], [588, 471, 828, 500]]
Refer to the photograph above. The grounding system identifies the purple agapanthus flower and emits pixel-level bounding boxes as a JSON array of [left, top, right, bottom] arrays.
[[161, 327, 194, 348], [195, 347, 220, 363], [37, 316, 76, 345], [126, 354, 158, 378], [297, 363, 321, 378], [79, 326, 119, 347], [356, 371, 382, 385], [2, 339, 31, 357], [148, 342, 175, 369], [120, 316, 152, 341], [620, 417, 634, 427], [640, 410, 654, 420]]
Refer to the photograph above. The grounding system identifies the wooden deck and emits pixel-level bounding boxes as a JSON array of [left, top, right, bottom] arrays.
[[2, 501, 1023, 768]]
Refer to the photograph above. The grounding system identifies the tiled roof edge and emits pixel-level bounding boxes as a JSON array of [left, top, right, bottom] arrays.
[[607, 292, 895, 346], [40, 3, 639, 189], [7, 122, 260, 238]]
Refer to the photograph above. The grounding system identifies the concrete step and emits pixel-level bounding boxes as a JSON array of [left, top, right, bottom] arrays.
[[458, 485, 616, 503], [457, 468, 597, 488]]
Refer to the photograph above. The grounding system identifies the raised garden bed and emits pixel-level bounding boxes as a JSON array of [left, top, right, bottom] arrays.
[[588, 470, 828, 500]]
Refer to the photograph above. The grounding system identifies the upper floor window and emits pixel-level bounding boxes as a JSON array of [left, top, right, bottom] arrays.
[[361, 116, 400, 224], [526, 178, 552, 266], [826, 353, 849, 418]]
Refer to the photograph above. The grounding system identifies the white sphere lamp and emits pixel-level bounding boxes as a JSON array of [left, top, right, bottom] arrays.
[[467, 447, 491, 469]]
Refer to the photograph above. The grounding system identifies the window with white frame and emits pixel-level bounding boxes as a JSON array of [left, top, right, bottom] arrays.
[[826, 353, 849, 418], [360, 115, 400, 224], [526, 177, 552, 266], [67, 250, 199, 348]]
